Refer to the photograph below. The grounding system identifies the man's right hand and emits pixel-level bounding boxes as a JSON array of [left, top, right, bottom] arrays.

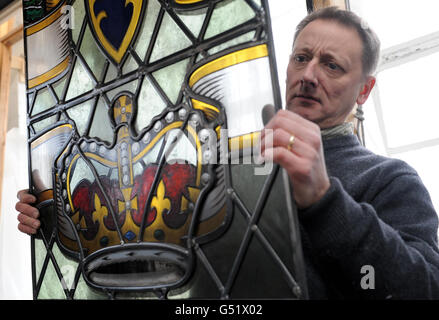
[[16, 189, 40, 235]]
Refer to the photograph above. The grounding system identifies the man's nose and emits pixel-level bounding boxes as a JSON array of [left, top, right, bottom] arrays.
[[302, 59, 319, 89]]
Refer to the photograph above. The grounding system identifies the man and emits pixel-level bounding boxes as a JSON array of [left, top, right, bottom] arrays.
[[16, 7, 439, 299]]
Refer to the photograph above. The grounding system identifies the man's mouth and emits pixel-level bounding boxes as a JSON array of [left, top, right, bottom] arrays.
[[293, 94, 321, 103]]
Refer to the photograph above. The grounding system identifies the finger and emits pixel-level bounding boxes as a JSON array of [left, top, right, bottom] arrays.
[[263, 147, 312, 182], [15, 202, 40, 219], [263, 110, 321, 147], [17, 189, 37, 204], [18, 223, 38, 235], [17, 213, 41, 230], [260, 128, 316, 159]]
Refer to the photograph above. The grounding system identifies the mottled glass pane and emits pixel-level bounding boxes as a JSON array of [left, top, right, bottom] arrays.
[[204, 0, 255, 39], [142, 137, 163, 165], [134, 0, 161, 61], [69, 157, 94, 192], [71, 0, 85, 44], [122, 54, 139, 75], [31, 87, 56, 116], [252, 0, 261, 8], [53, 76, 68, 101], [166, 129, 197, 166], [90, 158, 111, 177], [88, 98, 114, 145], [66, 59, 95, 101], [66, 99, 94, 136], [80, 26, 106, 81], [104, 63, 118, 84], [207, 31, 256, 56], [176, 7, 207, 39], [32, 114, 58, 134], [73, 275, 107, 299], [135, 76, 167, 133], [50, 243, 79, 292], [152, 58, 190, 104], [27, 92, 35, 113], [105, 79, 139, 102], [149, 12, 193, 62], [35, 240, 66, 299]]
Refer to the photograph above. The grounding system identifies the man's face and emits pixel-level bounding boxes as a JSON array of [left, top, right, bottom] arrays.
[[286, 19, 373, 129]]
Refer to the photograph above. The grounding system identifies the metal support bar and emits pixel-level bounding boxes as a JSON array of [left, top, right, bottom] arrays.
[[378, 31, 439, 73]]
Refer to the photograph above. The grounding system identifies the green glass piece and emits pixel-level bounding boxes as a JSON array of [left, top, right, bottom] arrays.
[[80, 26, 107, 81], [34, 239, 45, 287], [152, 58, 190, 104], [135, 76, 167, 133], [109, 167, 118, 181], [104, 63, 118, 84], [31, 87, 55, 116], [149, 11, 193, 62], [89, 98, 114, 145], [207, 31, 256, 56], [32, 114, 58, 134], [176, 7, 208, 39], [50, 243, 79, 292], [66, 99, 94, 136], [252, 0, 262, 8], [122, 54, 139, 75], [90, 158, 111, 177], [133, 162, 144, 178], [105, 79, 139, 102], [134, 0, 161, 61], [69, 157, 94, 191], [35, 240, 66, 299], [53, 76, 68, 102], [204, 0, 255, 39], [27, 92, 35, 113], [142, 137, 163, 165], [73, 275, 107, 299], [72, 0, 85, 44], [66, 59, 95, 101]]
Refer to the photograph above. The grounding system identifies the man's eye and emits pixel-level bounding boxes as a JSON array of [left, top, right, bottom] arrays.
[[327, 62, 340, 71], [294, 55, 307, 63]]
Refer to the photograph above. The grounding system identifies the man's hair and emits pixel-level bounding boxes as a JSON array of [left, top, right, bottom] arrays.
[[293, 7, 381, 76]]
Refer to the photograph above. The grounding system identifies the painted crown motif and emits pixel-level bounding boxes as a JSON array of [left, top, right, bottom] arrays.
[[54, 92, 227, 290]]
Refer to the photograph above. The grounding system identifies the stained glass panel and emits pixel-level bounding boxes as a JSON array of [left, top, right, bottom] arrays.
[[22, 0, 307, 299]]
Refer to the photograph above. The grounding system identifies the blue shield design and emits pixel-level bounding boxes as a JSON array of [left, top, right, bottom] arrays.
[[85, 0, 146, 65]]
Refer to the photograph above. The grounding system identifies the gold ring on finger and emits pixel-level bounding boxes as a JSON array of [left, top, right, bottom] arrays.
[[287, 134, 296, 151]]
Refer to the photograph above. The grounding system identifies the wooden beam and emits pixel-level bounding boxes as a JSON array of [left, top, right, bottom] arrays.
[[0, 16, 21, 218], [0, 18, 14, 39], [0, 24, 23, 46], [0, 42, 12, 216], [11, 55, 25, 82]]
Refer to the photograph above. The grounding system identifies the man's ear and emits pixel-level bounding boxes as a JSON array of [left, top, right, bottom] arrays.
[[356, 76, 376, 105]]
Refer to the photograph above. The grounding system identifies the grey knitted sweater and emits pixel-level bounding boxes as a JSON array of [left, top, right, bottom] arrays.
[[299, 134, 439, 299]]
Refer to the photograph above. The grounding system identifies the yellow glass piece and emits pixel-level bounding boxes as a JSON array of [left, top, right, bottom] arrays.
[[229, 131, 261, 151], [28, 56, 70, 89], [191, 99, 220, 121], [175, 0, 205, 3], [189, 44, 268, 87]]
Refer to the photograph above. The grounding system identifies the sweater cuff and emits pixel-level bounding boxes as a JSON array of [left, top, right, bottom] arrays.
[[299, 176, 366, 259]]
